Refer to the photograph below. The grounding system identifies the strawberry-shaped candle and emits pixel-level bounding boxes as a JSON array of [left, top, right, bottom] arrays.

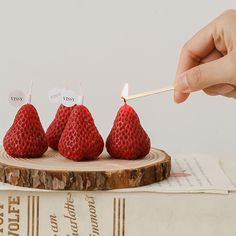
[[58, 105, 104, 161], [3, 82, 48, 158], [106, 84, 151, 160], [46, 104, 75, 150]]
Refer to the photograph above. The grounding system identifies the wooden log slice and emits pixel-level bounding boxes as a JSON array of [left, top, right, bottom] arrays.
[[0, 147, 171, 191]]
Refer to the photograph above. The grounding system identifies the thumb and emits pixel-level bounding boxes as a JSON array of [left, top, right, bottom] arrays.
[[175, 55, 234, 92]]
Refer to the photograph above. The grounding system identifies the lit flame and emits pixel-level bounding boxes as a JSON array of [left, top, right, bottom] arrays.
[[121, 83, 129, 101]]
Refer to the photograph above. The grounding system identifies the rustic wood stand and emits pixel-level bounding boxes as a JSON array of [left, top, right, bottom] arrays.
[[0, 147, 171, 190]]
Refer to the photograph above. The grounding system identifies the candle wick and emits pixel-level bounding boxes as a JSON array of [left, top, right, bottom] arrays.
[[121, 96, 127, 104], [28, 80, 33, 104]]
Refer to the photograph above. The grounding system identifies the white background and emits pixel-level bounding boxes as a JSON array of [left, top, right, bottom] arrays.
[[0, 1, 236, 158]]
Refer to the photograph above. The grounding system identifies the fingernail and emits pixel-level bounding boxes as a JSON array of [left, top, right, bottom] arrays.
[[174, 90, 182, 103], [174, 90, 189, 103], [216, 84, 235, 94], [175, 74, 190, 92]]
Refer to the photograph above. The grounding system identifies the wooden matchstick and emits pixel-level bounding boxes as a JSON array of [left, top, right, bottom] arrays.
[[122, 86, 174, 101]]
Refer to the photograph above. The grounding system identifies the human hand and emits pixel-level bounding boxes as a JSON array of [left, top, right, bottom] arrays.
[[174, 10, 236, 103]]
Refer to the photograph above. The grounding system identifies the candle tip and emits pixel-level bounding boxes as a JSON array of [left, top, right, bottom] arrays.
[[121, 83, 129, 102], [121, 96, 127, 104], [28, 80, 33, 104]]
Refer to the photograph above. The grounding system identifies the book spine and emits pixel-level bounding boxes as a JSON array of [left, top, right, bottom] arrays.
[[1, 190, 234, 236], [0, 191, 126, 236]]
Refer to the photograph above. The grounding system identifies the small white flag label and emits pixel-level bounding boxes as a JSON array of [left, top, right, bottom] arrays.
[[48, 88, 62, 104], [61, 89, 77, 107], [8, 90, 25, 108]]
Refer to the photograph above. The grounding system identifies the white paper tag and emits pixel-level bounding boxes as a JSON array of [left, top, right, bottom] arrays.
[[48, 88, 62, 104], [8, 90, 25, 108], [61, 89, 78, 107]]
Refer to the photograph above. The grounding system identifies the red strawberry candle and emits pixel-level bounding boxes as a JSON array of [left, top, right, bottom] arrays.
[[58, 105, 104, 161], [46, 104, 75, 150], [106, 84, 151, 160], [4, 83, 48, 158]]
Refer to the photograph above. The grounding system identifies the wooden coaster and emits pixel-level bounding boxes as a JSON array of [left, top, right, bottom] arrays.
[[0, 147, 171, 191]]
